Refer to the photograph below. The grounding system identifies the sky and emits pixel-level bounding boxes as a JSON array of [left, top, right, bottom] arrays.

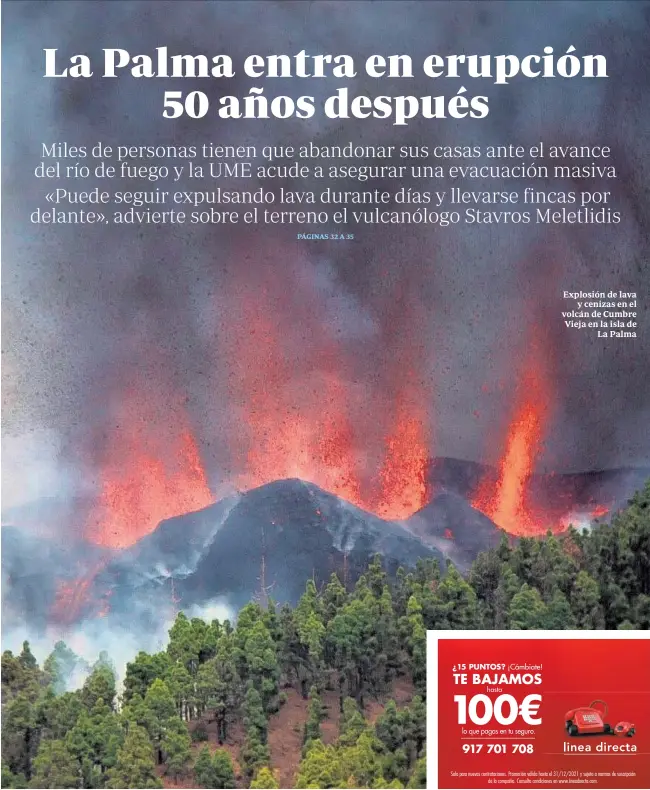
[[2, 0, 649, 516]]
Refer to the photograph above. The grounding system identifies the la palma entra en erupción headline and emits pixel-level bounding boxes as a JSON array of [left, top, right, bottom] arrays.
[[44, 47, 607, 125]]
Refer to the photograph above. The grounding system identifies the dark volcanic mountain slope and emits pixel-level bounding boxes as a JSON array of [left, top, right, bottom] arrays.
[[8, 465, 643, 635], [178, 478, 446, 608], [98, 479, 446, 618], [405, 491, 505, 572], [2, 480, 446, 634], [117, 492, 241, 577]]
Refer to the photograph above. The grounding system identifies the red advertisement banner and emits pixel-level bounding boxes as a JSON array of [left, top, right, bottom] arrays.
[[428, 632, 650, 790]]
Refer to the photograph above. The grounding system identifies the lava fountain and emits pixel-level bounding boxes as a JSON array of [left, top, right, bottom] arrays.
[[85, 388, 213, 549], [221, 241, 432, 518], [376, 394, 429, 519], [472, 346, 550, 535]]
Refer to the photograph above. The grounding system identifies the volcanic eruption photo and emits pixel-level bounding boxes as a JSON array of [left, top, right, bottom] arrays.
[[2, 2, 650, 789]]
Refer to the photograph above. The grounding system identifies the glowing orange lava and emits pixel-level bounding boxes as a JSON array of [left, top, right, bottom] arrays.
[[79, 244, 433, 555], [51, 560, 108, 626], [472, 343, 611, 537], [228, 304, 364, 504], [85, 394, 213, 549], [473, 360, 549, 536], [223, 247, 432, 519], [375, 401, 429, 519]]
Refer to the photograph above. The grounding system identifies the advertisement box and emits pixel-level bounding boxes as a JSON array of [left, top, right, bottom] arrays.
[[428, 631, 650, 790]]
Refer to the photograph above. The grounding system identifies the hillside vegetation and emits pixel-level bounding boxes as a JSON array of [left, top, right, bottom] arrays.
[[2, 480, 648, 789]]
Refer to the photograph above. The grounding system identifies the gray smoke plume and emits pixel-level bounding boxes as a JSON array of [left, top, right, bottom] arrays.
[[2, 0, 649, 526]]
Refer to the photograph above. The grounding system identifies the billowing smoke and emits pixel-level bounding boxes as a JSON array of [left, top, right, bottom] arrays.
[[2, 0, 649, 634], [7, 597, 234, 688]]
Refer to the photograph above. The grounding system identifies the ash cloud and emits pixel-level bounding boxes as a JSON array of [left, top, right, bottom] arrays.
[[2, 0, 650, 525], [3, 596, 234, 688]]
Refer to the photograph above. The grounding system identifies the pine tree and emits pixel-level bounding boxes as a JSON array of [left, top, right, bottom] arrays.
[[43, 642, 81, 696], [393, 567, 416, 619], [413, 557, 441, 588], [375, 699, 403, 753], [365, 555, 389, 598], [142, 679, 177, 763], [374, 698, 423, 783], [243, 686, 267, 743], [406, 696, 426, 761], [545, 589, 576, 629], [339, 730, 382, 787], [91, 698, 124, 780], [243, 620, 280, 713], [298, 611, 326, 696], [36, 690, 84, 742], [401, 595, 427, 693], [468, 549, 503, 626], [294, 740, 343, 789], [123, 651, 172, 703], [433, 564, 481, 629], [167, 613, 201, 676], [303, 686, 326, 754], [493, 565, 521, 628], [599, 581, 630, 628], [81, 665, 117, 711], [121, 692, 150, 732], [64, 709, 95, 786], [508, 584, 548, 629], [30, 739, 80, 789], [162, 717, 191, 780], [407, 755, 427, 788], [251, 766, 280, 789], [18, 643, 38, 672], [1, 761, 27, 789], [164, 660, 193, 720], [212, 749, 236, 789], [2, 693, 38, 780], [193, 746, 215, 788], [91, 651, 116, 676], [240, 737, 270, 782], [190, 616, 220, 664], [322, 573, 348, 624], [292, 581, 326, 696], [632, 594, 650, 629], [278, 605, 308, 691], [375, 584, 401, 688], [195, 636, 240, 743], [106, 725, 162, 789], [571, 571, 605, 628], [327, 591, 383, 706], [339, 697, 366, 746], [241, 686, 270, 779], [233, 602, 265, 680]]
